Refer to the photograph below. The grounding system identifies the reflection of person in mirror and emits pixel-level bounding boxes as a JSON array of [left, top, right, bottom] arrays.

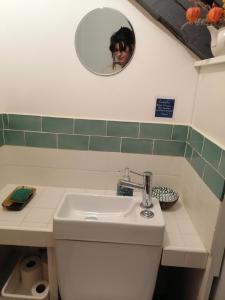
[[109, 27, 135, 70]]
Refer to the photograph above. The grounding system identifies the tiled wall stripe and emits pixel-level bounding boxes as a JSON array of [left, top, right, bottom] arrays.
[[0, 114, 4, 146], [1, 114, 224, 201], [186, 127, 225, 201], [2, 114, 187, 156]]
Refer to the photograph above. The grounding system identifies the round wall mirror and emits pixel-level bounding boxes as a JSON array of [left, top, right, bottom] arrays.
[[75, 8, 135, 76]]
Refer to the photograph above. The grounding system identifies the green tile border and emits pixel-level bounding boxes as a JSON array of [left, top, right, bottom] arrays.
[[0, 114, 3, 130], [75, 119, 106, 136], [58, 134, 89, 150], [0, 114, 224, 201], [203, 163, 225, 201], [25, 132, 57, 148], [140, 123, 173, 139], [0, 130, 3, 146], [189, 128, 204, 154], [121, 138, 153, 154], [1, 114, 188, 156], [153, 140, 186, 156], [42, 117, 73, 134], [191, 150, 205, 178], [186, 127, 225, 201], [107, 121, 139, 138], [4, 130, 25, 146], [172, 125, 188, 141], [219, 151, 225, 178], [89, 136, 121, 152], [7, 114, 41, 131], [0, 115, 3, 146], [202, 138, 222, 169]]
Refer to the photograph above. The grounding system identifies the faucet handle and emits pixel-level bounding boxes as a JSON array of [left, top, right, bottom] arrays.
[[121, 168, 131, 181]]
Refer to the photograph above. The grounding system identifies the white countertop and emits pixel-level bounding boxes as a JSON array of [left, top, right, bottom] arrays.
[[0, 184, 208, 269]]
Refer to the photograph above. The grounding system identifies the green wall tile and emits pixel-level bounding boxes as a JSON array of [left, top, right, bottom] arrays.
[[25, 132, 56, 148], [0, 115, 3, 130], [121, 138, 153, 154], [202, 138, 222, 169], [185, 144, 192, 162], [8, 114, 41, 131], [219, 151, 225, 177], [203, 163, 225, 200], [191, 150, 205, 177], [107, 121, 139, 137], [189, 129, 204, 154], [140, 124, 172, 139], [187, 127, 192, 143], [3, 114, 9, 129], [75, 119, 106, 135], [89, 136, 120, 152], [0, 130, 3, 146], [42, 117, 73, 134], [4, 130, 25, 146], [172, 125, 188, 141], [58, 134, 89, 150], [154, 141, 186, 156]]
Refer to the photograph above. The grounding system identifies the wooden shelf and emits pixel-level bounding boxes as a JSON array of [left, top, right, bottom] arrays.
[[194, 55, 225, 67]]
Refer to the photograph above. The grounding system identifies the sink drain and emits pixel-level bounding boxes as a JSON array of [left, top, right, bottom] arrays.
[[140, 210, 154, 218]]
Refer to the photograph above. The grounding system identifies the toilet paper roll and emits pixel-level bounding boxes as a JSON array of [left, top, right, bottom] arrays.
[[20, 256, 42, 291], [31, 280, 49, 300], [41, 253, 48, 281]]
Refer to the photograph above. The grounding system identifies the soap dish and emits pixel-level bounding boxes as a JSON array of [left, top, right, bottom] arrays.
[[152, 186, 179, 210], [2, 186, 36, 211]]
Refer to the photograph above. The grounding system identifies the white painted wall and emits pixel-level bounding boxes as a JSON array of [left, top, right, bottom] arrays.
[[0, 0, 198, 124], [192, 63, 225, 148]]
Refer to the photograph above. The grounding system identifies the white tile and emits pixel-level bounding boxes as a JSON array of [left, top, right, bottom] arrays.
[[21, 222, 49, 229], [23, 208, 54, 223], [166, 231, 185, 248], [0, 184, 17, 202], [177, 219, 198, 235], [161, 250, 187, 267], [47, 222, 53, 231], [0, 219, 21, 226], [185, 252, 208, 269], [181, 160, 220, 252], [29, 187, 65, 209], [163, 231, 170, 246], [183, 234, 205, 250], [0, 206, 31, 222]]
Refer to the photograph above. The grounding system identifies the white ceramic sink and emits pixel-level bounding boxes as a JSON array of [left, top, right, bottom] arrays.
[[53, 191, 165, 246], [56, 193, 135, 217]]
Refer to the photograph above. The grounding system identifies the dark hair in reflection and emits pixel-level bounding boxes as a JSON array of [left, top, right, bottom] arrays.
[[109, 27, 135, 69]]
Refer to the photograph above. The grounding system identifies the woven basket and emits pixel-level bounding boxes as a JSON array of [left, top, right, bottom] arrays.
[[159, 198, 178, 210], [152, 186, 179, 210]]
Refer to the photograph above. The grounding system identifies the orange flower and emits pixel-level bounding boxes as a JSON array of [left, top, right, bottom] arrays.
[[207, 7, 224, 23], [186, 7, 201, 24]]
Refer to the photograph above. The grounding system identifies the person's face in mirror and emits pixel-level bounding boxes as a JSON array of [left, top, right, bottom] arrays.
[[109, 27, 135, 69], [114, 42, 131, 67]]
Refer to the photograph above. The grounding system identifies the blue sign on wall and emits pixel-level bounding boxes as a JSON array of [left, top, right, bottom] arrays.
[[155, 98, 175, 118]]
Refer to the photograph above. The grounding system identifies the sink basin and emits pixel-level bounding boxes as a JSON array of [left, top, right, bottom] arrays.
[[54, 191, 165, 246], [56, 193, 135, 217]]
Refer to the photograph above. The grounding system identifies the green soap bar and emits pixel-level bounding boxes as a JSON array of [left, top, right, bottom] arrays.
[[11, 188, 33, 203]]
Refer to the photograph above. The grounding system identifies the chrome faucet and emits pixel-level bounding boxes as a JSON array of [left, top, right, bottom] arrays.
[[118, 168, 153, 208]]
